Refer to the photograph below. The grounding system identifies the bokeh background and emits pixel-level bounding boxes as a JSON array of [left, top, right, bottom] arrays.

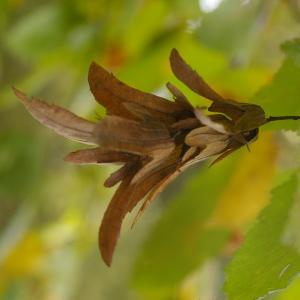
[[2, 0, 300, 299]]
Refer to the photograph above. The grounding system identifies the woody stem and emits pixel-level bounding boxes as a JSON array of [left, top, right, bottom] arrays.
[[266, 116, 300, 122]]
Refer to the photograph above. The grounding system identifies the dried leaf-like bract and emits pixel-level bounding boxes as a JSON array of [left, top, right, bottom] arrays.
[[15, 49, 300, 266]]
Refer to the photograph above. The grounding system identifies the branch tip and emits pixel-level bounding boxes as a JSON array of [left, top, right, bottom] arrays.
[[266, 115, 300, 123]]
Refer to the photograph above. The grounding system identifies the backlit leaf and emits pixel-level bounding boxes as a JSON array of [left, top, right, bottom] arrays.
[[225, 175, 300, 300]]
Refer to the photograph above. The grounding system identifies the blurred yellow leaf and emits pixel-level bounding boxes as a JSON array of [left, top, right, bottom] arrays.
[[0, 232, 44, 290], [207, 131, 277, 228], [178, 271, 200, 300]]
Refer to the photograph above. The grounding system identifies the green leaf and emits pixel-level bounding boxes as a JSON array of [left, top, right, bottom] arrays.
[[0, 130, 47, 198], [281, 39, 300, 67], [121, 1, 168, 56], [198, 0, 263, 54], [253, 40, 300, 131], [5, 4, 64, 62], [225, 175, 300, 300]]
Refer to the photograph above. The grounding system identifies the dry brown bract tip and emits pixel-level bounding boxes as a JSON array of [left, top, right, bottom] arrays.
[[14, 48, 300, 266]]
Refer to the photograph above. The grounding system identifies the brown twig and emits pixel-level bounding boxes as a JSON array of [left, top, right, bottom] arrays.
[[266, 115, 300, 122]]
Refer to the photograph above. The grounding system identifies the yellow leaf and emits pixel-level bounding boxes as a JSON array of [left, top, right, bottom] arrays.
[[207, 131, 277, 228], [0, 232, 44, 291]]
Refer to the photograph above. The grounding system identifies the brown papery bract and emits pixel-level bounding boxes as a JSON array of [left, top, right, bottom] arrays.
[[14, 49, 300, 266]]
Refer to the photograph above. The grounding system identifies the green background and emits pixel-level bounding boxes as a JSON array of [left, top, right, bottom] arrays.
[[1, 0, 300, 299]]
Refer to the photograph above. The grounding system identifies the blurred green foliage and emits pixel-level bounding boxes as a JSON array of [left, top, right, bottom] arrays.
[[1, 0, 300, 299]]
